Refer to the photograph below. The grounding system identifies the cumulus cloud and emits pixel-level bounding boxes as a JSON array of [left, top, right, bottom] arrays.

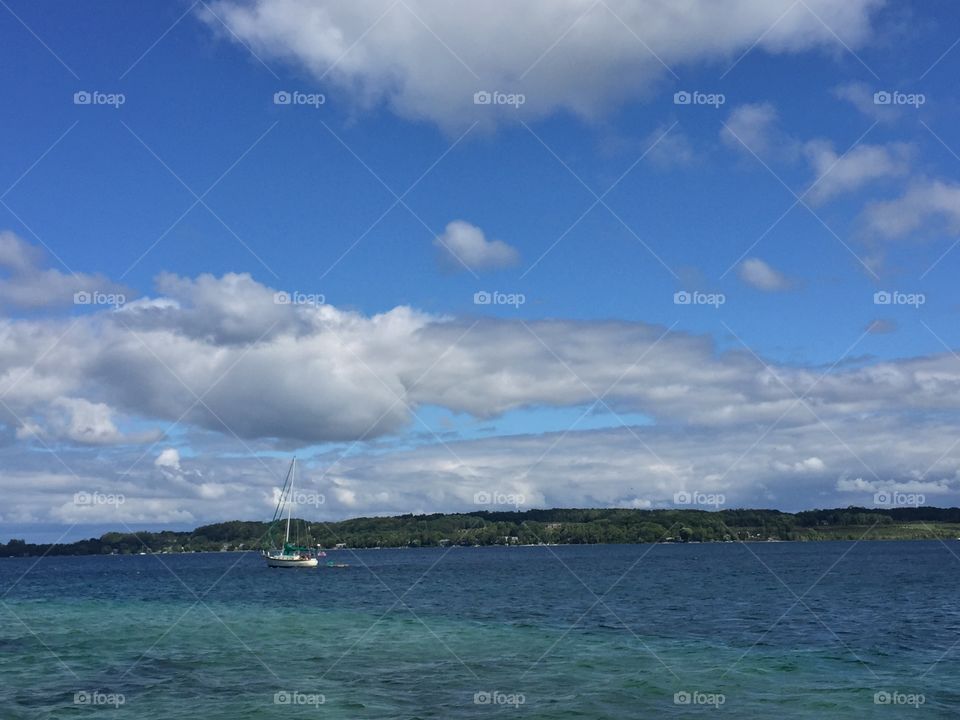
[[836, 477, 875, 492], [52, 498, 197, 525], [155, 448, 182, 470], [289, 418, 960, 515], [832, 82, 904, 123], [10, 412, 960, 528], [434, 220, 519, 271], [772, 457, 825, 474], [0, 231, 43, 273], [0, 230, 132, 309], [127, 271, 303, 344], [4, 252, 960, 451], [835, 475, 952, 497], [15, 398, 163, 446], [5, 235, 960, 525], [861, 179, 960, 241], [738, 258, 795, 291], [643, 126, 696, 167], [202, 0, 881, 128], [804, 140, 912, 204], [721, 103, 785, 157], [721, 104, 913, 210]]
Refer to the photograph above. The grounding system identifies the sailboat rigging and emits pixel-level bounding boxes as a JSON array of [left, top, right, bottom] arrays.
[[263, 457, 322, 568]]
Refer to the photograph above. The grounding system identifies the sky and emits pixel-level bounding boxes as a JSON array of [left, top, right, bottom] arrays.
[[3, 0, 960, 542]]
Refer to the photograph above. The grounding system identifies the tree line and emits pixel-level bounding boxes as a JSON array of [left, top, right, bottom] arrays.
[[2, 506, 959, 557]]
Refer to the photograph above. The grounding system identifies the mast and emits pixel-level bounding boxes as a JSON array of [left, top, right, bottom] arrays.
[[285, 457, 295, 544]]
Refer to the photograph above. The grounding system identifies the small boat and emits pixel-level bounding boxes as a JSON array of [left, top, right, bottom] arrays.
[[264, 457, 320, 569]]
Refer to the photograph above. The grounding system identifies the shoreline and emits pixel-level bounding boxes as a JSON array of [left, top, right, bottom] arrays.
[[4, 535, 959, 559], [5, 506, 960, 557]]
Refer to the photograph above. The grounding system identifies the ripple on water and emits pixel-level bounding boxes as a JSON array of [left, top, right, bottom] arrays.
[[3, 544, 960, 718]]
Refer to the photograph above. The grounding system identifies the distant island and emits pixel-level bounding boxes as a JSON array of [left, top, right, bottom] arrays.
[[4, 507, 960, 557]]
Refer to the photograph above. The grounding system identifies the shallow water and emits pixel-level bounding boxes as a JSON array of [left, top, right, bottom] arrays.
[[2, 541, 958, 717]]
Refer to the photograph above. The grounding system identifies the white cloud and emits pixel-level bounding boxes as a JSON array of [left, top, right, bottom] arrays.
[[804, 140, 911, 204], [15, 398, 163, 446], [617, 498, 653, 509], [738, 258, 794, 291], [203, 0, 881, 129], [6, 235, 960, 525], [721, 104, 912, 209], [434, 220, 519, 271], [721, 103, 784, 156], [0, 230, 43, 273], [832, 82, 903, 123], [52, 497, 196, 524], [138, 271, 301, 344], [836, 477, 875, 492], [773, 457, 825, 473], [835, 475, 952, 497], [862, 179, 960, 240], [4, 257, 960, 450], [643, 126, 696, 167], [155, 448, 182, 470], [13, 412, 959, 527], [0, 230, 132, 309]]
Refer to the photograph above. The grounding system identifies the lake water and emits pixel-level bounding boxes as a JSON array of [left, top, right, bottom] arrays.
[[2, 541, 959, 718]]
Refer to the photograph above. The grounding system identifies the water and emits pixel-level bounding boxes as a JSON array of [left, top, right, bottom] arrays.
[[2, 541, 959, 718]]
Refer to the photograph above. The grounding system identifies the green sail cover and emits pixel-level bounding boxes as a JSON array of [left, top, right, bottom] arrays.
[[283, 543, 311, 553]]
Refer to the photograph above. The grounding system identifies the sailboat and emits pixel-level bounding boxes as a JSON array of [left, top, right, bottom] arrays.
[[264, 457, 320, 568]]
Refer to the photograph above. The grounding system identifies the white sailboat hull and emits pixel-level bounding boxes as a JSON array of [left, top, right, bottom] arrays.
[[265, 555, 319, 568]]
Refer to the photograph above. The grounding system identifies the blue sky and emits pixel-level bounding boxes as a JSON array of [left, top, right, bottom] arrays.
[[3, 0, 960, 540]]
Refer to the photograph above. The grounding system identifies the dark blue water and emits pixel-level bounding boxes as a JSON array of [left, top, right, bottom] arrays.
[[2, 542, 959, 717]]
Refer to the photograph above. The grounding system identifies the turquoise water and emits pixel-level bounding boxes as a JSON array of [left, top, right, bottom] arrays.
[[2, 542, 959, 717]]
